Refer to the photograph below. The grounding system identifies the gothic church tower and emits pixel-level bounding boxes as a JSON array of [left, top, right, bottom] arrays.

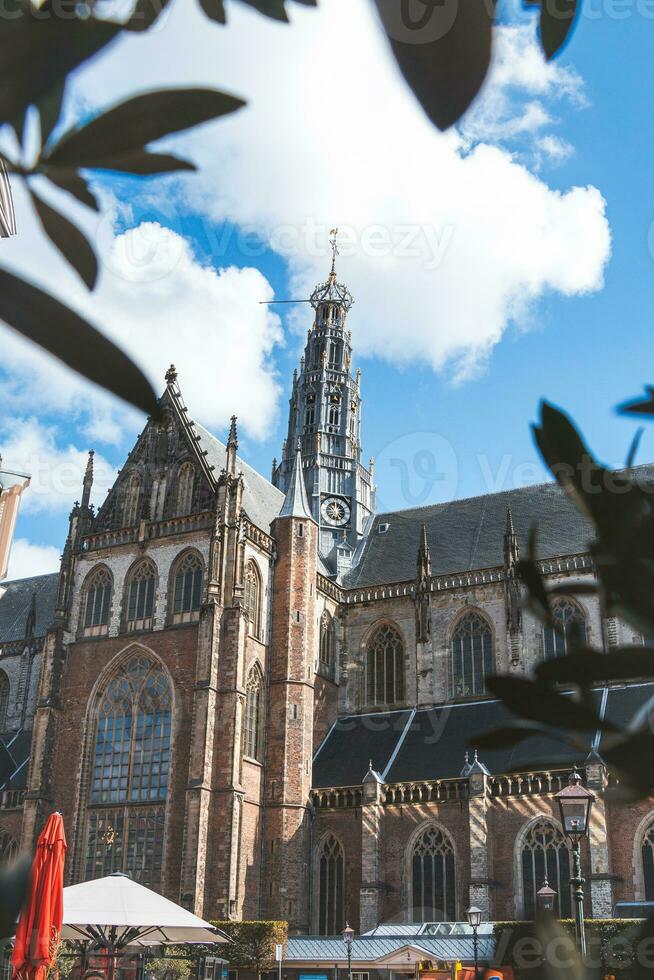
[[272, 231, 375, 574]]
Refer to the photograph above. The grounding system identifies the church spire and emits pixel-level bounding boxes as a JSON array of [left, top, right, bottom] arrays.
[[226, 416, 238, 476], [278, 444, 313, 521], [417, 522, 432, 582], [81, 449, 94, 510]]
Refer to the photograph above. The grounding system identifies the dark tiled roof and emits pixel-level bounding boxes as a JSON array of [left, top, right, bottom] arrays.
[[0, 573, 58, 644], [312, 710, 412, 788], [346, 481, 592, 588], [312, 683, 654, 786], [194, 423, 284, 533]]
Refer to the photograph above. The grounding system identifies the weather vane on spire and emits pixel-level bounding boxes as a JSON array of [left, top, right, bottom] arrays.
[[329, 227, 339, 277]]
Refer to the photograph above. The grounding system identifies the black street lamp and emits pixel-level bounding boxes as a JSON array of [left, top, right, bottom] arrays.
[[342, 923, 354, 980], [555, 768, 595, 960], [466, 906, 482, 980], [536, 878, 557, 916]]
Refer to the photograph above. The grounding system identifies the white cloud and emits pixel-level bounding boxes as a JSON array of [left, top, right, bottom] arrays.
[[0, 417, 117, 514], [7, 538, 60, 580], [50, 0, 608, 382], [0, 205, 283, 440], [536, 135, 575, 166]]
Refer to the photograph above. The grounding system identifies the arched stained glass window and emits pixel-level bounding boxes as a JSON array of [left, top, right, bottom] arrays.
[[366, 624, 404, 706], [85, 654, 171, 888], [244, 561, 262, 639], [243, 664, 263, 761], [81, 566, 112, 637], [411, 825, 456, 922], [171, 552, 203, 624], [318, 835, 345, 935], [125, 561, 156, 632], [0, 672, 9, 731], [0, 829, 18, 864], [521, 819, 571, 919], [451, 612, 493, 698], [544, 599, 587, 660], [176, 462, 195, 517], [318, 612, 336, 680], [122, 473, 141, 527], [642, 819, 654, 900]]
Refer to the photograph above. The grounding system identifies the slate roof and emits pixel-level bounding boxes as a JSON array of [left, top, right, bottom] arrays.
[[285, 935, 495, 963], [346, 480, 592, 588], [312, 682, 654, 787], [194, 423, 284, 533], [0, 573, 58, 644]]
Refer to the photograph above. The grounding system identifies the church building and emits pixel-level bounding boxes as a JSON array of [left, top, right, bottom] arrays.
[[1, 249, 654, 934]]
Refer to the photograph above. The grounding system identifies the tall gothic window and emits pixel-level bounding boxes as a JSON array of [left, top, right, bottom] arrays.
[[642, 820, 654, 900], [543, 599, 587, 660], [411, 825, 456, 922], [329, 340, 339, 366], [451, 612, 493, 698], [176, 462, 195, 517], [318, 835, 345, 935], [318, 612, 336, 680], [243, 664, 263, 761], [0, 672, 9, 731], [0, 830, 18, 864], [305, 393, 316, 429], [85, 654, 171, 888], [244, 561, 262, 639], [521, 819, 571, 918], [122, 473, 141, 527], [328, 394, 341, 427], [171, 551, 203, 624], [125, 560, 156, 632], [366, 624, 405, 706], [81, 566, 112, 637]]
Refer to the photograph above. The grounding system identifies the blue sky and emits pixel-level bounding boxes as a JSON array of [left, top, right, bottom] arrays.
[[1, 0, 653, 578]]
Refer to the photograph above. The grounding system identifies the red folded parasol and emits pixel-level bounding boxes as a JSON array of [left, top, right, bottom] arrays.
[[12, 812, 67, 980]]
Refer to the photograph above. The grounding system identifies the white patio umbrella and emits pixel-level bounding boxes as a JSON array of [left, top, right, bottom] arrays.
[[61, 872, 228, 949]]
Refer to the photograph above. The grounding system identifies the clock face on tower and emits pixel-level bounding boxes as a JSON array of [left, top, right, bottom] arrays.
[[321, 496, 351, 527]]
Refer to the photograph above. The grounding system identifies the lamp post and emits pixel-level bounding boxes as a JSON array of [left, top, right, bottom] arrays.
[[555, 768, 595, 960], [466, 906, 482, 980], [342, 923, 354, 980], [536, 879, 557, 916]]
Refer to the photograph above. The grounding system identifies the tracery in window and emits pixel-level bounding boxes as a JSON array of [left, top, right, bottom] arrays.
[[243, 664, 263, 761], [411, 825, 456, 922], [366, 624, 404, 706], [317, 835, 345, 935], [543, 599, 587, 660], [125, 560, 156, 632], [85, 654, 171, 888], [318, 611, 336, 681], [0, 829, 18, 864], [521, 819, 571, 918], [171, 551, 203, 624], [451, 612, 493, 698], [642, 819, 654, 900], [122, 473, 141, 527], [81, 566, 112, 637], [176, 462, 195, 517], [244, 561, 262, 639]]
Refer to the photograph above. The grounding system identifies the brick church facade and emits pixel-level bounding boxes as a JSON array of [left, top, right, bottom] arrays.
[[1, 254, 654, 934]]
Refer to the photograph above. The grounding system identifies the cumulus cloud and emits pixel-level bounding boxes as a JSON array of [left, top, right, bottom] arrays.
[[0, 203, 283, 440], [7, 539, 61, 580], [58, 0, 610, 382], [0, 417, 117, 514]]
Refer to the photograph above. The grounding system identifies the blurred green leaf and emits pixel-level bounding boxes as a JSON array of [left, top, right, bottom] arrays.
[[626, 425, 645, 469], [44, 171, 99, 212], [486, 676, 620, 732], [30, 187, 98, 290], [43, 88, 245, 168], [516, 525, 552, 623], [126, 0, 173, 31], [198, 0, 227, 22], [0, 855, 30, 939], [65, 151, 197, 175], [38, 79, 66, 149], [536, 648, 654, 686], [0, 4, 121, 127], [539, 0, 579, 61], [603, 731, 654, 798], [372, 0, 495, 131], [0, 268, 159, 418], [238, 0, 288, 19], [618, 386, 654, 417]]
